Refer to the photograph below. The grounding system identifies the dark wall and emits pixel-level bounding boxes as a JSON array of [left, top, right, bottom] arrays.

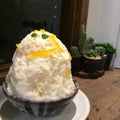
[[0, 0, 62, 50]]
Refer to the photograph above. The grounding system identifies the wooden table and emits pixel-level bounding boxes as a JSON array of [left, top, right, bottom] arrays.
[[74, 69, 120, 120], [0, 65, 120, 120]]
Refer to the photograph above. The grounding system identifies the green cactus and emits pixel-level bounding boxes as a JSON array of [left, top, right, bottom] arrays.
[[79, 25, 87, 54], [83, 37, 94, 54], [86, 49, 98, 57], [94, 42, 116, 54], [70, 46, 80, 57], [94, 46, 106, 56]]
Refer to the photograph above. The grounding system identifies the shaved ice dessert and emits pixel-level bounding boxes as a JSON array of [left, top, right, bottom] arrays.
[[5, 29, 76, 102]]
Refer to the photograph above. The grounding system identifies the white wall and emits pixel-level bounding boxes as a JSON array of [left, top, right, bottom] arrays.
[[86, 0, 101, 39], [86, 0, 120, 68]]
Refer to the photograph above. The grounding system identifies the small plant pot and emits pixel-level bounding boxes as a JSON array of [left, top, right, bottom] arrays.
[[97, 55, 107, 70], [104, 54, 113, 70], [83, 56, 99, 73], [71, 56, 84, 72]]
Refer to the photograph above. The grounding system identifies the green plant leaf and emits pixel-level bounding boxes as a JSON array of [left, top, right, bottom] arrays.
[[70, 46, 80, 57], [86, 49, 98, 57], [42, 34, 49, 39], [31, 33, 37, 37]]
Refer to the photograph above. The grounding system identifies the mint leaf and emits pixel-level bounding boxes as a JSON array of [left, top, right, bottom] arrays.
[[31, 33, 37, 37], [42, 34, 49, 39]]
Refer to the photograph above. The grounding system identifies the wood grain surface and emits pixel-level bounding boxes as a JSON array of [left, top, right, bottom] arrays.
[[74, 69, 120, 120]]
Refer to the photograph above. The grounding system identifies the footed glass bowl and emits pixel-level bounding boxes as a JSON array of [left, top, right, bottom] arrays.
[[2, 81, 78, 116]]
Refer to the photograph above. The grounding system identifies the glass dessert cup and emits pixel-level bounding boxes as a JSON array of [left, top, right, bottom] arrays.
[[2, 81, 78, 116]]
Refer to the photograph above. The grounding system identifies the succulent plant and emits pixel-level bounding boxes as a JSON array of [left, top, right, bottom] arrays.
[[70, 46, 80, 57], [86, 46, 105, 58], [83, 37, 94, 54], [86, 49, 98, 57], [79, 25, 87, 54], [94, 42, 116, 54], [94, 46, 106, 56]]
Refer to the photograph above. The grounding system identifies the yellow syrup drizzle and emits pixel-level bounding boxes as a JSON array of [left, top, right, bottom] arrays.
[[16, 43, 20, 48], [65, 68, 70, 78], [68, 52, 72, 61], [22, 29, 72, 60], [40, 29, 45, 33], [49, 35, 64, 52], [33, 29, 45, 32], [33, 30, 38, 33], [49, 34, 72, 61], [27, 48, 57, 58]]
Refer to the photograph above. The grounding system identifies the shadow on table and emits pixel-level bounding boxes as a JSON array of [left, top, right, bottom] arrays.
[[0, 100, 76, 120]]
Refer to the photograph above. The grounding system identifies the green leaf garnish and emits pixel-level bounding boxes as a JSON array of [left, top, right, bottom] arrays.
[[31, 33, 37, 37], [42, 34, 49, 39]]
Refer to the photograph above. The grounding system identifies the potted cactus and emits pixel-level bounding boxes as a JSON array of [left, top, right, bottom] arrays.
[[79, 25, 87, 54], [70, 25, 87, 72], [70, 46, 83, 72], [83, 46, 106, 73], [93, 42, 116, 70]]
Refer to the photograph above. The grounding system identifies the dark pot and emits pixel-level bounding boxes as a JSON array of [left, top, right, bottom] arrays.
[[71, 56, 84, 72], [83, 56, 106, 73], [83, 57, 99, 73], [104, 54, 113, 71], [97, 55, 107, 70]]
